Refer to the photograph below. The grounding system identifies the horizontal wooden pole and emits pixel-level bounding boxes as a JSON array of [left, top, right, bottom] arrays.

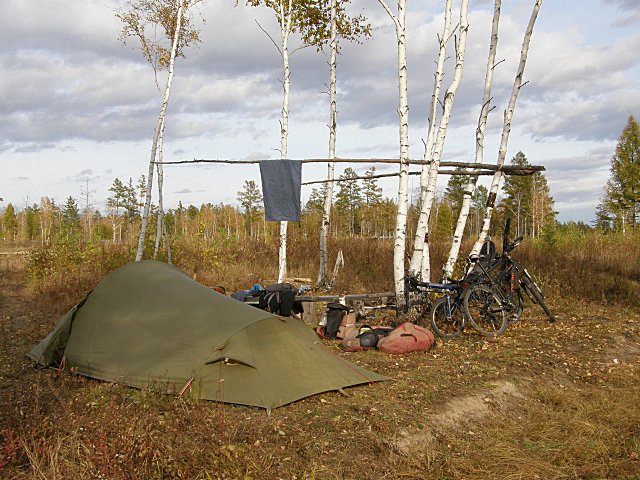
[[302, 167, 544, 185], [294, 292, 396, 302], [156, 157, 547, 172]]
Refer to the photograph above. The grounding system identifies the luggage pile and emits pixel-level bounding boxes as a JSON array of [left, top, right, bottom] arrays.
[[317, 303, 435, 354]]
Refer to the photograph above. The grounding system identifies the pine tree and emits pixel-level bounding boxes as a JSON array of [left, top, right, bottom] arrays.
[[530, 170, 556, 237], [25, 204, 40, 241], [444, 168, 469, 214], [335, 167, 363, 236], [2, 203, 18, 241], [107, 178, 126, 217], [601, 115, 640, 233], [237, 180, 263, 237], [362, 167, 383, 206], [124, 178, 141, 219], [470, 184, 488, 237], [501, 152, 533, 236], [61, 196, 81, 239], [304, 185, 327, 213]]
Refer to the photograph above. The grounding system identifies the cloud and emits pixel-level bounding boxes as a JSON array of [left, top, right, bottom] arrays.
[[0, 0, 637, 223], [13, 142, 57, 153]]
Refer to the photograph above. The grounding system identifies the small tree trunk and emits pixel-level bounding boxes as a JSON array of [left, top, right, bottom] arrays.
[[443, 0, 500, 278], [471, 0, 542, 257], [329, 249, 344, 289], [153, 116, 172, 263], [277, 0, 293, 283], [136, 0, 185, 262], [409, 0, 452, 277], [317, 0, 338, 288], [415, 0, 469, 281]]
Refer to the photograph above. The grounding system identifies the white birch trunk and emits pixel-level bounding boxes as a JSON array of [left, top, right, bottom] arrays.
[[317, 0, 338, 288], [378, 0, 409, 307], [135, 0, 185, 262], [277, 0, 293, 283], [415, 0, 469, 281], [153, 117, 164, 259], [153, 115, 172, 263], [408, 0, 453, 276], [470, 0, 542, 257], [443, 0, 501, 278]]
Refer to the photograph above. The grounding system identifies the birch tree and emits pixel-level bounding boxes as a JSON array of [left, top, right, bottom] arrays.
[[153, 116, 172, 262], [470, 0, 543, 257], [116, 0, 202, 262], [410, 0, 469, 282], [317, 0, 338, 287], [377, 0, 410, 306], [408, 0, 453, 278], [442, 0, 501, 278], [244, 0, 369, 282]]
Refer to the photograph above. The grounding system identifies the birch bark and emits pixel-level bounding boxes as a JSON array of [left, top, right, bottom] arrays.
[[277, 0, 293, 283], [153, 115, 172, 263], [443, 0, 501, 278], [317, 0, 338, 288], [136, 0, 185, 262], [412, 0, 469, 281], [470, 0, 542, 257], [378, 0, 409, 307], [408, 0, 452, 277]]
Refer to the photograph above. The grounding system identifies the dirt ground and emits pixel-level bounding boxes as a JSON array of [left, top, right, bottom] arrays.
[[1, 254, 640, 479]]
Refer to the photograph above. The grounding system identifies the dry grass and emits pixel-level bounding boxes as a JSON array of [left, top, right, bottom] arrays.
[[1, 238, 640, 479]]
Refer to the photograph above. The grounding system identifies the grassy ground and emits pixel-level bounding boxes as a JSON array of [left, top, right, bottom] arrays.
[[1, 251, 640, 479]]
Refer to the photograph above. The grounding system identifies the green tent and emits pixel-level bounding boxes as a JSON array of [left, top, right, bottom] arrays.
[[29, 260, 385, 409]]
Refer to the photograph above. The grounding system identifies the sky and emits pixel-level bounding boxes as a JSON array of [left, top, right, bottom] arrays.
[[1, 0, 639, 223]]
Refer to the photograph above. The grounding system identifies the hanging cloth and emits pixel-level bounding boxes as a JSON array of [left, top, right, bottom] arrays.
[[258, 160, 302, 222]]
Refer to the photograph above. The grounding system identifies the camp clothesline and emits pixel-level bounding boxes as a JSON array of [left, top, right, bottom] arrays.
[[157, 157, 546, 168], [155, 157, 546, 177]]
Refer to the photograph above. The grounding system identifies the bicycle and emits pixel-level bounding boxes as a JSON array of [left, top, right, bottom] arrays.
[[405, 257, 508, 339], [464, 219, 556, 326], [405, 275, 466, 340]]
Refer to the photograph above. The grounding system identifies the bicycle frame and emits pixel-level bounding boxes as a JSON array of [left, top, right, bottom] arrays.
[[469, 219, 555, 322]]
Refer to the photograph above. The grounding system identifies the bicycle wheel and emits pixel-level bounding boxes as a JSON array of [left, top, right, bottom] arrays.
[[463, 285, 507, 336], [521, 276, 556, 323], [431, 296, 465, 340], [505, 288, 523, 324]]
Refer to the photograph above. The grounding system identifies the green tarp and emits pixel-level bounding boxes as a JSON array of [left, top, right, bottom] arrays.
[[28, 260, 385, 409]]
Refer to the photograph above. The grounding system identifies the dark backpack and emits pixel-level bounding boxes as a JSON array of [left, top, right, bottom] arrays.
[[341, 326, 392, 352], [324, 302, 350, 339], [357, 327, 393, 348], [258, 283, 300, 316]]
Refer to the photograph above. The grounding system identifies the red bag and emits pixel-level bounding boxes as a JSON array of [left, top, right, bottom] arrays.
[[377, 322, 435, 354]]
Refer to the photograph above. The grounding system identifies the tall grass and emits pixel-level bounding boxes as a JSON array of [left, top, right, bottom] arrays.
[[18, 228, 640, 312], [521, 229, 640, 308]]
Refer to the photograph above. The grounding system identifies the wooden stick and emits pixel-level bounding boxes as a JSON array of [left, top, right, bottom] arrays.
[[302, 166, 544, 185], [155, 157, 546, 169]]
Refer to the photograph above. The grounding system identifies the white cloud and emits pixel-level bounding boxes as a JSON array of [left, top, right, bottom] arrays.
[[0, 0, 637, 223]]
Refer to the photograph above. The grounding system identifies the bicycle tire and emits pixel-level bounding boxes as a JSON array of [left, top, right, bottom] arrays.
[[521, 276, 556, 323], [463, 285, 507, 336], [505, 288, 524, 325], [431, 296, 465, 340]]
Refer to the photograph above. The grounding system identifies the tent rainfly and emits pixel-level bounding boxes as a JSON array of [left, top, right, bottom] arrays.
[[28, 261, 385, 409]]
